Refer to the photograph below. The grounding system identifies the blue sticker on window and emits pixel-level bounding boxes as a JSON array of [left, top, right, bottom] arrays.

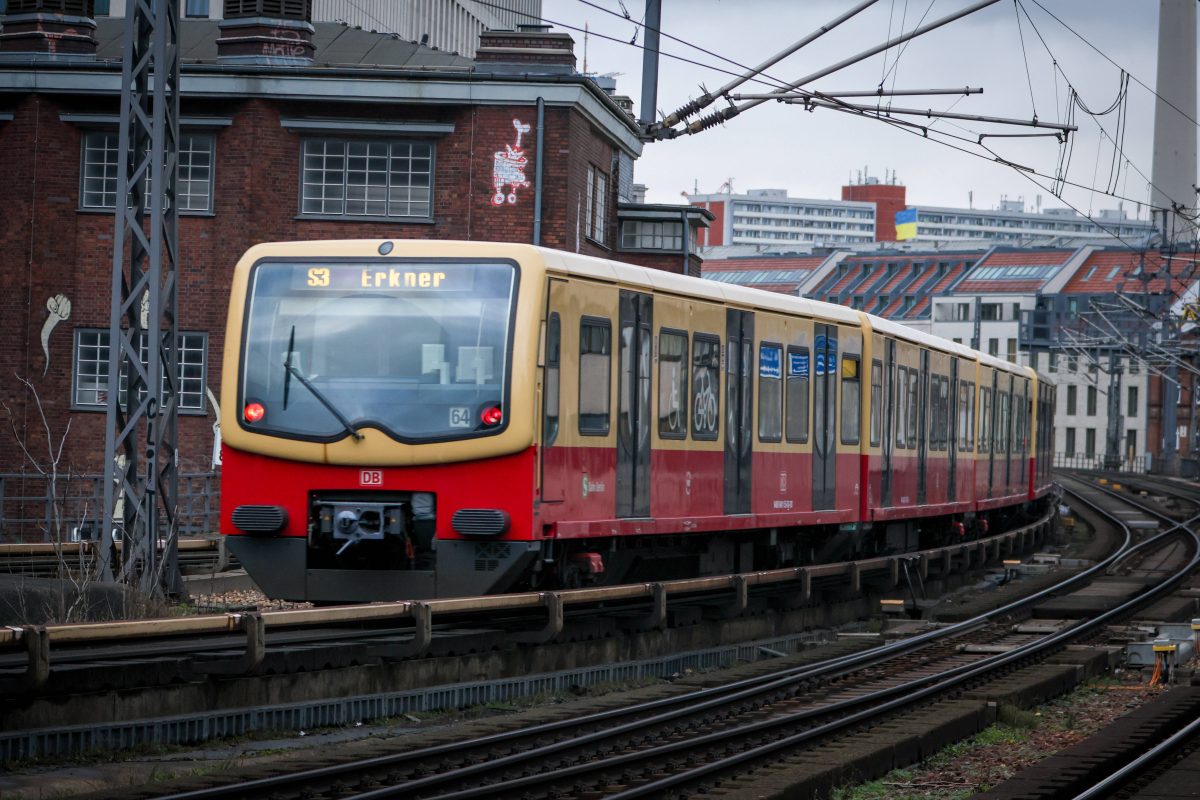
[[789, 352, 809, 378], [760, 347, 781, 379]]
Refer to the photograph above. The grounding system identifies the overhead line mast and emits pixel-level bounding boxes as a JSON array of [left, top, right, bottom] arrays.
[[100, 0, 183, 596]]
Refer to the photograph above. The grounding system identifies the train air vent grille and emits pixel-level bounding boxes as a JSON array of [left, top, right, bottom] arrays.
[[232, 505, 287, 534], [473, 541, 512, 572], [452, 509, 510, 537]]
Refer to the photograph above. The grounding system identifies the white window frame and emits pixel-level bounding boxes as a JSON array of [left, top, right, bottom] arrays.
[[80, 131, 216, 213], [300, 137, 434, 220], [72, 328, 208, 414], [586, 164, 609, 245]]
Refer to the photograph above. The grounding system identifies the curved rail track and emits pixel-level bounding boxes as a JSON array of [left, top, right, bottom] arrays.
[[128, 482, 1199, 800]]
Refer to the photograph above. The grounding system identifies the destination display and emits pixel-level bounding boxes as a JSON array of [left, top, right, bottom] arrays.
[[289, 263, 478, 292]]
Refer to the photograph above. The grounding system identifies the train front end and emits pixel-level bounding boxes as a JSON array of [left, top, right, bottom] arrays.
[[219, 241, 543, 602]]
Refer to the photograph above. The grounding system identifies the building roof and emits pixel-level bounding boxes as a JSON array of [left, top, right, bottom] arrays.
[[1061, 248, 1200, 295], [0, 18, 644, 156], [94, 19, 476, 68], [701, 255, 827, 294], [954, 248, 1074, 294]]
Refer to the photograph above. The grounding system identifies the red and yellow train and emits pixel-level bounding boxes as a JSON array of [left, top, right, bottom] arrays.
[[220, 240, 1056, 602]]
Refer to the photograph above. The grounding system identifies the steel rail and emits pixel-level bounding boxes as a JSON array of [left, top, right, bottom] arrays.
[[155, 503, 1113, 800], [588, 481, 1200, 798], [1070, 713, 1200, 800]]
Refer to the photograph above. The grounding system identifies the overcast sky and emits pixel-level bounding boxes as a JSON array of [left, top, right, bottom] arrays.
[[543, 0, 1193, 222]]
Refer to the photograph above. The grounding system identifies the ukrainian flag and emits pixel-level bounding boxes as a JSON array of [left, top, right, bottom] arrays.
[[895, 208, 918, 241]]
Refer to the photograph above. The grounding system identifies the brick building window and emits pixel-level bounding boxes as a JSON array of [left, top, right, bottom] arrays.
[[73, 329, 207, 413], [585, 164, 608, 244], [620, 220, 682, 251], [301, 138, 432, 219], [81, 131, 215, 213]]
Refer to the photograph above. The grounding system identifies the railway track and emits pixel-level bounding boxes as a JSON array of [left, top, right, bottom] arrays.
[[970, 475, 1200, 800], [113, 483, 1197, 800], [0, 514, 1054, 699], [0, 537, 234, 578]]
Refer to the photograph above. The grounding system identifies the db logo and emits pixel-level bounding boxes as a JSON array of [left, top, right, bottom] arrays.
[[360, 469, 384, 486]]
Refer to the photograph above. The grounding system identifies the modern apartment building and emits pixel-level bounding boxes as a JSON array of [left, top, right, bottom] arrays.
[[690, 188, 877, 249], [692, 183, 1156, 251]]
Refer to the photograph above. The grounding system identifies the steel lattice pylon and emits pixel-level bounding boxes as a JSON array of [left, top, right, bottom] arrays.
[[99, 0, 182, 595]]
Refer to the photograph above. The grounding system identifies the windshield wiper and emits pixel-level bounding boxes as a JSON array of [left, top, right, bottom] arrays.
[[282, 326, 363, 442]]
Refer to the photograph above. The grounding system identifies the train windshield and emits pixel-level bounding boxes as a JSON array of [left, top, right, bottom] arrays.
[[240, 260, 517, 442]]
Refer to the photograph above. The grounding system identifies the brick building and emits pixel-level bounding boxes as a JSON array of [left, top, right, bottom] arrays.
[[0, 3, 707, 537]]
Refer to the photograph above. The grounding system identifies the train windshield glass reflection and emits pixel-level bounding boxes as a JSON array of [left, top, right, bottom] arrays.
[[241, 261, 516, 441]]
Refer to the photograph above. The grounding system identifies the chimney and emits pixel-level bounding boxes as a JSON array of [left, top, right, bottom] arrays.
[[0, 0, 98, 60], [217, 0, 315, 65], [475, 24, 575, 73]]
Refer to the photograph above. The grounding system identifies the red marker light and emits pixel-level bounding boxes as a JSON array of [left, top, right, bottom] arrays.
[[480, 405, 503, 426], [244, 402, 265, 423]]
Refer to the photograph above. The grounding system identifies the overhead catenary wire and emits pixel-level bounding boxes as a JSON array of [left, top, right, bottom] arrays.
[[485, 0, 1190, 236], [677, 0, 1006, 137], [1029, 0, 1200, 130], [1014, 1, 1192, 233]]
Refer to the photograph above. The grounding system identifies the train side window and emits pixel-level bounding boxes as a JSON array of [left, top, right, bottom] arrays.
[[967, 383, 976, 451], [957, 382, 969, 452], [578, 317, 611, 435], [927, 375, 938, 451], [758, 343, 783, 443], [906, 367, 918, 449], [543, 313, 560, 446], [870, 359, 882, 446], [928, 375, 939, 451], [979, 386, 991, 453], [658, 329, 688, 439], [895, 366, 907, 449], [840, 355, 860, 444], [692, 334, 720, 440], [995, 388, 1009, 454], [785, 345, 810, 443], [938, 375, 950, 451]]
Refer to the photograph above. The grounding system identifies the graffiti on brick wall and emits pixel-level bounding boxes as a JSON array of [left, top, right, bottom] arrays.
[[41, 294, 71, 375], [491, 119, 532, 206], [263, 28, 307, 59], [206, 387, 222, 469]]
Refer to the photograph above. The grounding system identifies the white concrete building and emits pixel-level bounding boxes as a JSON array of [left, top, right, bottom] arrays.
[[97, 0, 542, 58]]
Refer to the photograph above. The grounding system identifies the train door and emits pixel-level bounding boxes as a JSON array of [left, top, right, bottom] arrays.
[[1003, 375, 1014, 490], [540, 279, 570, 504], [724, 309, 754, 515], [617, 291, 653, 518], [917, 349, 929, 505], [987, 371, 998, 494], [948, 359, 958, 502], [812, 324, 838, 511], [881, 338, 895, 506]]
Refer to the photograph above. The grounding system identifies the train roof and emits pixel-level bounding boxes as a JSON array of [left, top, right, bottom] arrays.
[[236, 239, 1044, 382], [538, 246, 862, 325], [538, 245, 1028, 376]]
